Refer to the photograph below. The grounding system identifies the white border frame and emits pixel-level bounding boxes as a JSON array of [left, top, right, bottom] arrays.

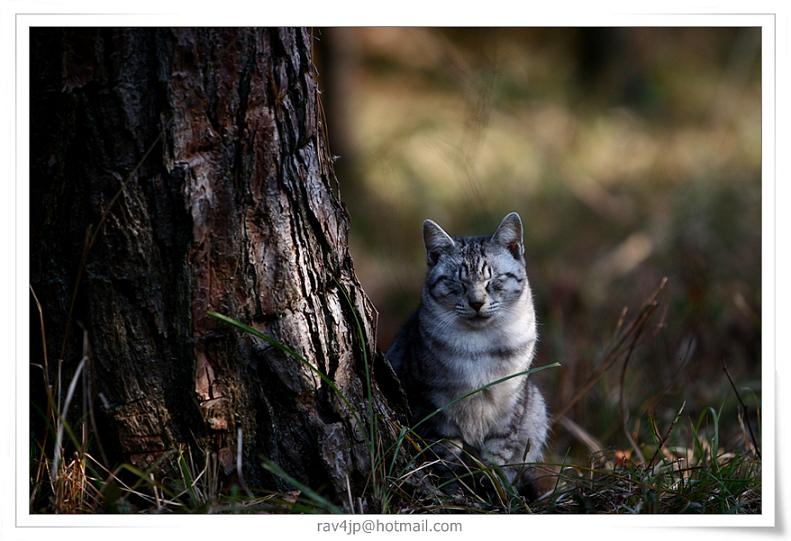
[[3, 4, 783, 539]]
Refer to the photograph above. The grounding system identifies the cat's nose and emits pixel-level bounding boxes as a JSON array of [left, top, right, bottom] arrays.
[[469, 300, 484, 312]]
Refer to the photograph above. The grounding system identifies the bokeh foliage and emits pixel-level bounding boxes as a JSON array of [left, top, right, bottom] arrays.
[[316, 27, 761, 464]]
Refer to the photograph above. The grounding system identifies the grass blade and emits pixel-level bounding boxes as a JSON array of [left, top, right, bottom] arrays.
[[51, 356, 86, 484], [207, 311, 363, 428], [334, 281, 377, 471], [387, 362, 561, 478], [262, 458, 342, 514]]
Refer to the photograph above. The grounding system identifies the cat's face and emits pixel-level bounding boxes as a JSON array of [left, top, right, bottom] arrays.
[[422, 213, 529, 328]]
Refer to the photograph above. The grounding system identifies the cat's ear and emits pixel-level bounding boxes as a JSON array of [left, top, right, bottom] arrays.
[[423, 219, 455, 266], [492, 212, 524, 259]]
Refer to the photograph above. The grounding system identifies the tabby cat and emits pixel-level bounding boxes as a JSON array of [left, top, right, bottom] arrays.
[[386, 212, 548, 496]]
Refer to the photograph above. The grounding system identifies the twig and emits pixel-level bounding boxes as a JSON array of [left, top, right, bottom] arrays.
[[29, 286, 53, 422], [722, 361, 761, 458], [345, 474, 355, 514], [236, 424, 254, 498], [646, 401, 686, 471], [82, 331, 109, 466], [618, 315, 649, 464], [551, 277, 668, 424], [29, 286, 56, 506], [611, 306, 629, 343], [556, 415, 603, 454], [151, 473, 162, 510]]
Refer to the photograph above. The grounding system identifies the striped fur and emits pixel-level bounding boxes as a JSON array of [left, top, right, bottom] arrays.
[[387, 212, 548, 490]]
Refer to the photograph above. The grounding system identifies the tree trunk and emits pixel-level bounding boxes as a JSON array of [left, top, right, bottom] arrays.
[[30, 27, 405, 511]]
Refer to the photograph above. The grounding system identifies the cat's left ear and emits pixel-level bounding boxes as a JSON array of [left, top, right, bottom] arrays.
[[492, 212, 524, 259], [423, 219, 455, 266]]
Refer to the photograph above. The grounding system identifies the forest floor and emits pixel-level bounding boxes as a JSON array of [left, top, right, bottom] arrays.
[[32, 288, 761, 514], [32, 419, 761, 514]]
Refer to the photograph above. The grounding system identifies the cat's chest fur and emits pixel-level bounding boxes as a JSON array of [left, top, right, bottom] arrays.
[[420, 297, 536, 446]]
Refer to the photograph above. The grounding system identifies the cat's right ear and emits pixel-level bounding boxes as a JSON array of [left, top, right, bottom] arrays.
[[423, 219, 455, 266]]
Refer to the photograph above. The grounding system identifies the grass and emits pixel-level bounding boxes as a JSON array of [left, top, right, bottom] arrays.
[[531, 443, 761, 514], [30, 279, 761, 514]]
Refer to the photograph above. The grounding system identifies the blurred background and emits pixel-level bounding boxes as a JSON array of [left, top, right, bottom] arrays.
[[314, 27, 761, 464]]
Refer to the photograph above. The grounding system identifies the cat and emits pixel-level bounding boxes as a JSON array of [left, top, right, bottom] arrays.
[[386, 212, 548, 498]]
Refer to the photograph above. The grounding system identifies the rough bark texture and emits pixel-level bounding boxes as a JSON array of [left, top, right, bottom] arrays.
[[30, 27, 405, 508]]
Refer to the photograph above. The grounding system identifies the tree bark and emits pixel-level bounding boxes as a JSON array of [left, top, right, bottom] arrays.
[[30, 27, 405, 510]]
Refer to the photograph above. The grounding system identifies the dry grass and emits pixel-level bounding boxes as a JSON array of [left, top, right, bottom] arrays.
[[31, 276, 760, 514]]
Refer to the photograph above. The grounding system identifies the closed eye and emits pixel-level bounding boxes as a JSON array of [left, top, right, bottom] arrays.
[[428, 275, 448, 289], [429, 276, 462, 296], [490, 273, 523, 292], [497, 272, 523, 283]]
